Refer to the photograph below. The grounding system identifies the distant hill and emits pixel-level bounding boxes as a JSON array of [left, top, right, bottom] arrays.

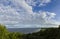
[[23, 26, 60, 39]]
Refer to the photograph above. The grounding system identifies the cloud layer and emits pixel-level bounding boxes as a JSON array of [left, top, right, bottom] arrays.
[[0, 0, 58, 28]]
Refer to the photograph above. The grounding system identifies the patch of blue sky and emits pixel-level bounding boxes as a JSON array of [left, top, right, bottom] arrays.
[[32, 0, 60, 22], [33, 0, 57, 12], [0, 0, 11, 6]]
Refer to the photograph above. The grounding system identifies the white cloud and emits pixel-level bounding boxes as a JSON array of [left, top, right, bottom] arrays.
[[25, 0, 51, 7], [39, 0, 51, 6], [48, 13, 56, 18], [0, 0, 58, 28]]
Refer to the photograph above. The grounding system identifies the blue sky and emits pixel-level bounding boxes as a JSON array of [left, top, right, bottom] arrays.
[[0, 0, 60, 28], [33, 0, 60, 21]]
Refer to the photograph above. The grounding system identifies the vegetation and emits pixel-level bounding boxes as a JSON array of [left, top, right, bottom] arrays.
[[0, 24, 60, 39]]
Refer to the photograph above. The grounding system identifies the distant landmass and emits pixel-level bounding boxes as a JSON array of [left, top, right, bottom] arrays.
[[7, 28, 41, 34]]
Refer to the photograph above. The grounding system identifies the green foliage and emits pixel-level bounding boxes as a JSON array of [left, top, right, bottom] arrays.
[[0, 24, 60, 39], [22, 26, 60, 39], [8, 32, 23, 39], [0, 24, 9, 39], [0, 24, 23, 39]]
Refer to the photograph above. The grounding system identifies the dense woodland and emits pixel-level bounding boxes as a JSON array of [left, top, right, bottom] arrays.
[[0, 24, 60, 39]]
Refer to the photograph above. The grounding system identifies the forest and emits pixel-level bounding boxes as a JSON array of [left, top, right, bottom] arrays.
[[0, 24, 60, 39]]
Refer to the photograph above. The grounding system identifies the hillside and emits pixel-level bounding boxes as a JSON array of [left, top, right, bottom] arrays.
[[24, 27, 60, 39], [0, 24, 60, 39]]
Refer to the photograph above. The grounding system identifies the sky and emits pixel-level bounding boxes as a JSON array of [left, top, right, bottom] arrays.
[[0, 0, 60, 28]]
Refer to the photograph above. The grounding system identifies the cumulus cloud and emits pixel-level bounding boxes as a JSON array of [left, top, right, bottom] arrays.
[[0, 0, 58, 28]]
